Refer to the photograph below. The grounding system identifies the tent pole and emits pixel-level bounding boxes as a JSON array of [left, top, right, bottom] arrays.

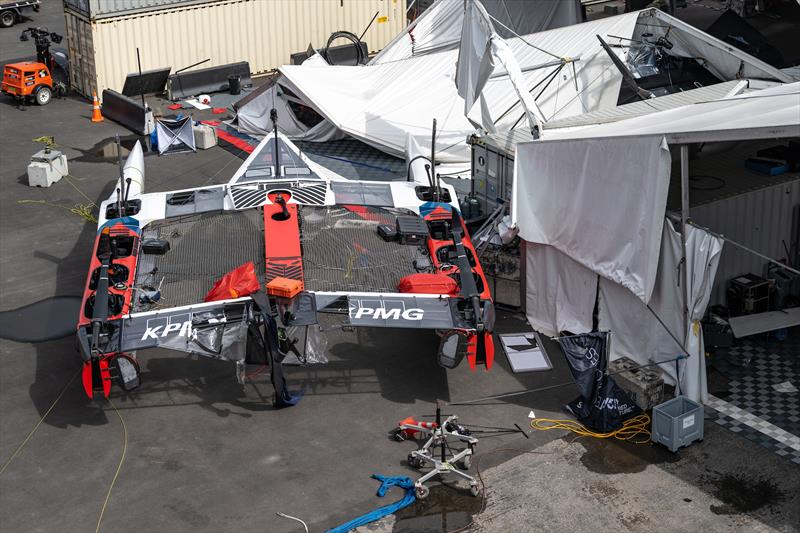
[[680, 144, 690, 374]]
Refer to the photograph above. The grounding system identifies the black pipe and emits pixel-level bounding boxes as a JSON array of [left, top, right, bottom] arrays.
[[115, 134, 125, 214], [358, 11, 379, 42], [136, 47, 145, 109], [271, 108, 280, 177]]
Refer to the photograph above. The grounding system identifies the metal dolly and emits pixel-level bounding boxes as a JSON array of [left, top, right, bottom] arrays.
[[396, 404, 481, 499]]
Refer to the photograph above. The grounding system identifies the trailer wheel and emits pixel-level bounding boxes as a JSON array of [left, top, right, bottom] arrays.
[[0, 10, 16, 28], [35, 85, 51, 106]]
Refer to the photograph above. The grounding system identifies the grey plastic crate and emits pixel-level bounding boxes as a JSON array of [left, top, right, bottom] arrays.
[[651, 396, 704, 452]]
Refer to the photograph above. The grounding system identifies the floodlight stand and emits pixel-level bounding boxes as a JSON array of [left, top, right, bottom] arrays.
[[403, 403, 481, 499]]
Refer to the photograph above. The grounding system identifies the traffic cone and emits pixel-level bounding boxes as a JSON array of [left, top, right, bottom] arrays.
[[91, 91, 103, 123]]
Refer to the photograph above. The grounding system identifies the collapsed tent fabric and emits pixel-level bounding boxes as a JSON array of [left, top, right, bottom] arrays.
[[155, 117, 196, 155], [539, 81, 800, 143], [278, 8, 787, 165], [279, 12, 640, 163], [455, 0, 545, 133], [514, 135, 670, 302], [233, 54, 345, 142], [372, 0, 583, 64]]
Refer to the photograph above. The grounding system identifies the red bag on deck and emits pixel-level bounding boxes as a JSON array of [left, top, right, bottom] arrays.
[[397, 273, 460, 296], [204, 262, 261, 302]]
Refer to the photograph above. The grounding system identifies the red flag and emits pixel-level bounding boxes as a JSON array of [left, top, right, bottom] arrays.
[[204, 262, 261, 302]]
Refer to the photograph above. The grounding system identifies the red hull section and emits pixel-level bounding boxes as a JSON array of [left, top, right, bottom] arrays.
[[78, 221, 140, 328], [423, 207, 495, 370], [263, 200, 304, 285]]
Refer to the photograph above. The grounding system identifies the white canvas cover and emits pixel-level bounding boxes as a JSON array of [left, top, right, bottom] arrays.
[[234, 54, 345, 141], [234, 82, 344, 141], [278, 7, 786, 165], [455, 0, 545, 134], [236, 0, 581, 142], [372, 0, 583, 64], [513, 135, 670, 302], [524, 219, 723, 403], [279, 12, 641, 163], [155, 117, 196, 155], [597, 221, 723, 403], [524, 243, 597, 337], [542, 81, 800, 143]]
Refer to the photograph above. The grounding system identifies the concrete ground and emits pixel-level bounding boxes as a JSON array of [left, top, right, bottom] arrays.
[[1, 2, 799, 533]]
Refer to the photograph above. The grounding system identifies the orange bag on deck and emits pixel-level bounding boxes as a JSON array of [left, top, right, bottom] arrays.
[[397, 273, 460, 296], [204, 262, 261, 302]]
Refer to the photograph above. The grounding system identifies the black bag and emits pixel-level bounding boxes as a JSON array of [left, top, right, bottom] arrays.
[[559, 332, 641, 432]]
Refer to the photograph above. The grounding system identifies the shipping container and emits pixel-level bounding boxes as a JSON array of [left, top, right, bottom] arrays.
[[63, 0, 407, 98]]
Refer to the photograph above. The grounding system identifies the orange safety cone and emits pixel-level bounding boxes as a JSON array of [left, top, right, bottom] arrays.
[[91, 91, 103, 123]]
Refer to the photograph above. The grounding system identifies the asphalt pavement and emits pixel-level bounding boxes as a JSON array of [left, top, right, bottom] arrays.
[[0, 2, 798, 533]]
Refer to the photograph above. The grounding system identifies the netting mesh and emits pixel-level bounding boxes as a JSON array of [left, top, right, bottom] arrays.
[[133, 205, 424, 311], [300, 206, 420, 292], [134, 210, 266, 311]]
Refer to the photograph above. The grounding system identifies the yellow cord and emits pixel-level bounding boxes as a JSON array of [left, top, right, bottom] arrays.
[[531, 414, 652, 444], [0, 370, 79, 476], [95, 398, 128, 533], [17, 199, 97, 223]]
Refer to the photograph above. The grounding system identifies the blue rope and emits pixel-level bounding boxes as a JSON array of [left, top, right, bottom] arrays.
[[325, 475, 416, 533]]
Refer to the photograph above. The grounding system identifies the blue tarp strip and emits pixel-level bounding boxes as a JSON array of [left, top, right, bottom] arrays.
[[325, 475, 416, 533]]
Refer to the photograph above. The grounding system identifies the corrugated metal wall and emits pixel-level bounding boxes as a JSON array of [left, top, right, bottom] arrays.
[[691, 179, 799, 306], [64, 9, 96, 98], [63, 0, 218, 19], [64, 0, 406, 97], [63, 0, 214, 19]]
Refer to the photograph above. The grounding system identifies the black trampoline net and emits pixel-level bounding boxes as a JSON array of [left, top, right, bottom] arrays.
[[300, 205, 423, 293], [134, 210, 266, 311], [132, 205, 427, 311]]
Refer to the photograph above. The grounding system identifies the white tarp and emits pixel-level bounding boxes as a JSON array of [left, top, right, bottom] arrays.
[[236, 0, 581, 142], [234, 81, 344, 141], [524, 219, 723, 403], [541, 81, 800, 143], [514, 135, 670, 302], [234, 54, 345, 141], [597, 221, 723, 403], [525, 243, 597, 337], [279, 12, 642, 163], [278, 7, 786, 164], [455, 0, 545, 134], [372, 0, 582, 64]]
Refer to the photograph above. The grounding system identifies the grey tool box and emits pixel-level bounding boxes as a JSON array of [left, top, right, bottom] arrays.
[[651, 396, 704, 452], [609, 356, 664, 410]]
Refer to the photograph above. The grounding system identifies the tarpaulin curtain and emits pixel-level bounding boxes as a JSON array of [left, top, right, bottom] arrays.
[[525, 219, 723, 404], [514, 135, 671, 302], [524, 242, 596, 337], [597, 220, 723, 403]]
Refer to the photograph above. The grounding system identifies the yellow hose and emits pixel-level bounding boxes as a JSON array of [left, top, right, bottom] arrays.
[[531, 414, 651, 444]]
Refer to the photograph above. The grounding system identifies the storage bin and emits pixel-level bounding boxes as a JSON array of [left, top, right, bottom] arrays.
[[651, 396, 704, 452]]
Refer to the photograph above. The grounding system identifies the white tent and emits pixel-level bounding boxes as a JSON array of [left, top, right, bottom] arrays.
[[535, 81, 800, 143], [278, 7, 788, 165], [234, 0, 583, 142], [372, 0, 582, 64], [513, 82, 799, 403]]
